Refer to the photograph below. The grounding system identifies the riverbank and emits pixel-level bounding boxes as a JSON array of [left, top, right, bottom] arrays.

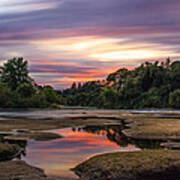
[[121, 111, 180, 140], [0, 142, 48, 180], [0, 110, 180, 180], [0, 160, 49, 180], [72, 111, 180, 180], [0, 111, 122, 141], [0, 142, 22, 161], [73, 150, 180, 180], [0, 110, 123, 179]]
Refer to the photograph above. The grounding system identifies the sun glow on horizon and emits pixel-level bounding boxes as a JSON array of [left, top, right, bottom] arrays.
[[73, 38, 126, 49], [90, 50, 179, 61]]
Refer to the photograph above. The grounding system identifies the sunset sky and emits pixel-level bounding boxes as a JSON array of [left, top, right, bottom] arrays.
[[1, 0, 180, 89]]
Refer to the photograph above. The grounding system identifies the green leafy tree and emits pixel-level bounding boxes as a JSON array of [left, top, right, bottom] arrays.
[[29, 93, 48, 108], [0, 57, 31, 90], [42, 86, 58, 103], [55, 58, 180, 109], [16, 83, 36, 98], [101, 86, 118, 108], [171, 61, 180, 72], [169, 89, 180, 109], [170, 61, 180, 90], [135, 88, 161, 108], [0, 82, 14, 107]]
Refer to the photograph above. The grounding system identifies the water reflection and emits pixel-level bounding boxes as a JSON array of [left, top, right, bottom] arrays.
[[23, 125, 140, 178], [77, 125, 164, 149], [22, 124, 165, 178], [0, 124, 166, 178]]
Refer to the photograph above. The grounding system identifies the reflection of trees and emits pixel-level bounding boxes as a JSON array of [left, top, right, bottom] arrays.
[[73, 125, 129, 147], [73, 125, 164, 149], [129, 138, 163, 149]]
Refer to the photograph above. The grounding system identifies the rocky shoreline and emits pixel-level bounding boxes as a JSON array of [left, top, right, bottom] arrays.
[[72, 111, 180, 180], [73, 150, 180, 180], [0, 160, 48, 180], [0, 110, 180, 180]]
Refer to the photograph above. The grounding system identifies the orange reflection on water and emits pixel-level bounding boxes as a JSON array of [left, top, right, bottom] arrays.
[[24, 127, 139, 178]]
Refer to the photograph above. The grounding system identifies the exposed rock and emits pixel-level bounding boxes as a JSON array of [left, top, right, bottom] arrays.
[[0, 160, 48, 180], [73, 150, 180, 180], [4, 132, 62, 141], [0, 142, 22, 161]]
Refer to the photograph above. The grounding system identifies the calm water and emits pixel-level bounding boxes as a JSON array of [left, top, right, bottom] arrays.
[[23, 125, 140, 178], [22, 124, 165, 179], [0, 108, 180, 120]]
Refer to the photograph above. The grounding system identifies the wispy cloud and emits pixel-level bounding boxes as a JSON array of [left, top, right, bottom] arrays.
[[0, 0, 60, 14], [0, 0, 180, 89]]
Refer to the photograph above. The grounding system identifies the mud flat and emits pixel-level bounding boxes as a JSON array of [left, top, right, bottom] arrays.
[[0, 160, 49, 180], [0, 112, 122, 132], [121, 112, 180, 140], [0, 110, 123, 180], [0, 110, 180, 179], [4, 132, 62, 141], [73, 150, 180, 180], [72, 111, 180, 180]]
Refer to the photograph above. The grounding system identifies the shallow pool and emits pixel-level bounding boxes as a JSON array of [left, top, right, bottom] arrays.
[[23, 125, 140, 179]]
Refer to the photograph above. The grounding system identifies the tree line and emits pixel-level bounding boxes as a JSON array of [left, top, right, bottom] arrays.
[[0, 57, 61, 108], [0, 57, 179, 109], [62, 59, 180, 109]]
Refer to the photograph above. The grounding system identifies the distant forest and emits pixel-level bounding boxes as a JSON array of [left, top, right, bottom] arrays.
[[0, 58, 61, 108], [62, 59, 180, 109], [0, 57, 179, 109]]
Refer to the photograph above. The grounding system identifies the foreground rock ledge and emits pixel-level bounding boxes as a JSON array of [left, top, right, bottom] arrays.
[[73, 150, 180, 180], [122, 117, 180, 141], [0, 160, 49, 180], [0, 160, 77, 180], [0, 142, 22, 161]]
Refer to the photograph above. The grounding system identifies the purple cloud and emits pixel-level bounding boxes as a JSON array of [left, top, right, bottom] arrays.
[[1, 0, 180, 88]]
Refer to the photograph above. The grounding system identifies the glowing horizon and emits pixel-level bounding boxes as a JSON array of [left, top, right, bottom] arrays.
[[1, 0, 180, 89]]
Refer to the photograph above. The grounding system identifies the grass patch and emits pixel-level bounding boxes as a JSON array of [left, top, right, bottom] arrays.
[[0, 116, 121, 132], [73, 150, 180, 180], [123, 117, 180, 140], [4, 132, 62, 141]]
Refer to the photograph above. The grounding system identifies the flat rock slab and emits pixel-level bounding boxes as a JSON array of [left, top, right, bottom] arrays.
[[73, 150, 180, 180], [4, 132, 62, 141], [0, 160, 77, 180], [0, 160, 48, 180]]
